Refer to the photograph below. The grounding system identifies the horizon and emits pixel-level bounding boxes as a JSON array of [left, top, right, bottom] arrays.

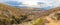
[[0, 0, 60, 10]]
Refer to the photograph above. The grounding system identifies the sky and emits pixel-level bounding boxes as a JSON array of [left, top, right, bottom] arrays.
[[0, 0, 60, 10]]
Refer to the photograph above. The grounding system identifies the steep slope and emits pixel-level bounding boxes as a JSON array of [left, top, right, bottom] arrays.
[[0, 3, 47, 25], [1, 3, 60, 25], [0, 3, 24, 25], [43, 7, 60, 25]]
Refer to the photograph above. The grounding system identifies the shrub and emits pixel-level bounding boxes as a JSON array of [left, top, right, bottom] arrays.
[[33, 18, 44, 25], [54, 13, 60, 20]]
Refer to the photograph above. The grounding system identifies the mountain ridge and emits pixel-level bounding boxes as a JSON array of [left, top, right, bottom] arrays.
[[0, 3, 60, 25]]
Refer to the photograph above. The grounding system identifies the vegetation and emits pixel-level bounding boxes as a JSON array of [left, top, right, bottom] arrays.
[[33, 18, 44, 25], [55, 13, 60, 20], [1, 3, 60, 25], [0, 3, 30, 25]]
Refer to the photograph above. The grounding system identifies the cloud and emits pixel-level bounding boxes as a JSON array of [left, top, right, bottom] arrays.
[[0, 0, 60, 10], [17, 0, 59, 8], [17, 0, 39, 7]]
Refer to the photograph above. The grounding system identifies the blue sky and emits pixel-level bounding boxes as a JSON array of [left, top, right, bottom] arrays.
[[0, 0, 60, 10], [5, 1, 22, 6]]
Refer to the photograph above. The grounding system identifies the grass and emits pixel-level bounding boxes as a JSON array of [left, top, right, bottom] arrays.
[[32, 18, 44, 25]]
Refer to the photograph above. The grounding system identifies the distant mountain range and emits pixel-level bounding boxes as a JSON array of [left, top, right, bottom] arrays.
[[4, 1, 54, 10]]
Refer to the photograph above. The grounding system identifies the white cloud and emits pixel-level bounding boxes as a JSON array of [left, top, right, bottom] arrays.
[[0, 0, 60, 9], [17, 0, 39, 7], [17, 0, 60, 8]]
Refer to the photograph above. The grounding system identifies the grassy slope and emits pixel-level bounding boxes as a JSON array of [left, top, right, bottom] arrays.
[[0, 3, 60, 25], [0, 3, 46, 25]]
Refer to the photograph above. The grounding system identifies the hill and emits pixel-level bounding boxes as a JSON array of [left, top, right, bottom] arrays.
[[0, 3, 47, 25], [0, 3, 60, 25]]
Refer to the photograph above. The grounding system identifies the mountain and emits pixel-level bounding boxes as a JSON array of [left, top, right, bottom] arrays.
[[43, 7, 60, 25], [0, 3, 47, 25], [1, 3, 60, 25], [19, 7, 60, 25]]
